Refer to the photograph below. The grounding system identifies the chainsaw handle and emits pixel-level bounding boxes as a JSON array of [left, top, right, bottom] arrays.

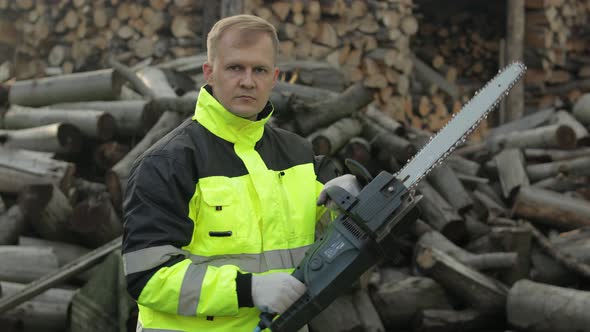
[[344, 159, 373, 187]]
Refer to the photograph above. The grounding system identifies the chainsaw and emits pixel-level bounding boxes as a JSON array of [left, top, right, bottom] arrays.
[[255, 62, 526, 332]]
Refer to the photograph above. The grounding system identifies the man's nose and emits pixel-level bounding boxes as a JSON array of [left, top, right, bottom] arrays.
[[240, 69, 255, 88]]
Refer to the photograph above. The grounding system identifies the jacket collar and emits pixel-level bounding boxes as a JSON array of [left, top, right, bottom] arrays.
[[193, 85, 273, 146]]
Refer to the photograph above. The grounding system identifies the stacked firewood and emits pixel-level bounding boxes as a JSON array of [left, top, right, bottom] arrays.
[[0, 0, 204, 79], [2, 59, 590, 331], [524, 0, 590, 108], [244, 0, 418, 121]]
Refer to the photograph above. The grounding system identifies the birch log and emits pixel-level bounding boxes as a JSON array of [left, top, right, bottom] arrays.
[[4, 106, 116, 140], [507, 279, 590, 332], [0, 123, 83, 154], [8, 69, 124, 107]]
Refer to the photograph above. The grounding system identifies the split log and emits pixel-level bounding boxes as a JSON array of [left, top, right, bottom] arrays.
[[0, 246, 59, 283], [18, 184, 75, 243], [572, 93, 590, 125], [0, 123, 83, 154], [526, 156, 590, 182], [417, 231, 517, 271], [371, 276, 453, 329], [413, 309, 504, 332], [416, 181, 465, 243], [70, 192, 122, 248], [8, 69, 125, 107], [507, 279, 590, 332], [494, 148, 530, 199], [294, 82, 373, 135], [487, 124, 577, 153], [512, 186, 590, 229], [310, 117, 362, 156], [415, 245, 509, 312], [0, 281, 74, 332], [0, 206, 25, 246], [427, 164, 474, 214], [278, 60, 347, 92], [4, 106, 116, 140], [0, 147, 75, 194], [49, 100, 153, 135]]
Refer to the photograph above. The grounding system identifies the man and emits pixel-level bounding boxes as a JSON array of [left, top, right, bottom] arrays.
[[122, 14, 330, 331]]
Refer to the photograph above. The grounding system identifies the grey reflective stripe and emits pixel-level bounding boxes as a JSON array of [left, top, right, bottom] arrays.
[[178, 264, 207, 316], [136, 320, 182, 332], [188, 245, 311, 273], [123, 245, 189, 275]]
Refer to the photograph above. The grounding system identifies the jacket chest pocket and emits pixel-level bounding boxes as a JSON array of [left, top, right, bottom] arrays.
[[195, 180, 259, 254]]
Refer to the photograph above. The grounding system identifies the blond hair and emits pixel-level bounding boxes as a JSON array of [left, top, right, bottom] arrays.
[[206, 14, 279, 64]]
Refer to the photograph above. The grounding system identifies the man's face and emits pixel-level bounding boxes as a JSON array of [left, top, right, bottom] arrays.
[[203, 30, 279, 121]]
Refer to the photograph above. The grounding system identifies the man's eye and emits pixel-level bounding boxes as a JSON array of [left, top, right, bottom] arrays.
[[255, 68, 267, 73], [228, 66, 241, 71]]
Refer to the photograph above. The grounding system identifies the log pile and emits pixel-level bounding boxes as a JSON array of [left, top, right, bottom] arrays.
[[0, 0, 205, 79], [244, 0, 418, 122], [1, 59, 589, 331], [524, 0, 590, 109]]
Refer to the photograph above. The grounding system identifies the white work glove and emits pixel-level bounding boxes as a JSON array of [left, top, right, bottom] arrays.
[[252, 272, 306, 314], [316, 174, 362, 206]]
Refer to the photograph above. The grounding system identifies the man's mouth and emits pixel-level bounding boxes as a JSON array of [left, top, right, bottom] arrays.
[[237, 95, 256, 101]]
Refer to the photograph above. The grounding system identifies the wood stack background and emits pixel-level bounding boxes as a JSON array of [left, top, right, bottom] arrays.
[[244, 0, 417, 120], [0, 0, 204, 79], [524, 0, 590, 109], [1, 1, 590, 332]]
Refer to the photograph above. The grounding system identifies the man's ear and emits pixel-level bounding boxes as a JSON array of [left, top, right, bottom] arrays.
[[272, 67, 279, 87], [203, 62, 213, 83]]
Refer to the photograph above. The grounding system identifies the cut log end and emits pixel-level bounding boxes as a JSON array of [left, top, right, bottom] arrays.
[[97, 113, 117, 141], [556, 125, 577, 149], [416, 246, 436, 269]]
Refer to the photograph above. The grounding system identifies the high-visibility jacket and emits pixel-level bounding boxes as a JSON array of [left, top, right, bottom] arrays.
[[122, 85, 325, 331]]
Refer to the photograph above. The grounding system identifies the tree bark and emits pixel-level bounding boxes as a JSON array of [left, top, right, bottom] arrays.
[[49, 100, 152, 136], [488, 124, 577, 153], [294, 82, 373, 135], [526, 156, 590, 182], [105, 67, 182, 211], [0, 206, 25, 245], [4, 106, 116, 140], [505, 0, 525, 122], [512, 186, 590, 229], [18, 183, 76, 245], [8, 69, 124, 107], [0, 246, 59, 283], [0, 281, 74, 332], [371, 276, 452, 329], [427, 164, 474, 214], [415, 245, 508, 312], [310, 118, 362, 156], [0, 123, 83, 154], [417, 181, 466, 243], [413, 309, 504, 332], [507, 279, 590, 332]]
